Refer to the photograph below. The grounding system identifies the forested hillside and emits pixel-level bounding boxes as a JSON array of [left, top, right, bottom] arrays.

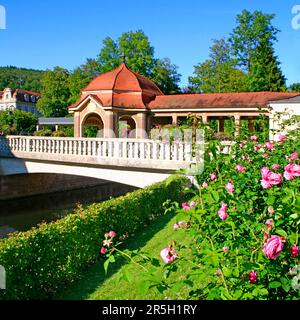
[[0, 66, 45, 92]]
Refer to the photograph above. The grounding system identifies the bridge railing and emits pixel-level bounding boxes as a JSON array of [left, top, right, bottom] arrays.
[[0, 136, 203, 162]]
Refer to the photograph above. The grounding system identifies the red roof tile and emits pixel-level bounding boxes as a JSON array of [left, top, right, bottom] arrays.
[[83, 63, 163, 96], [148, 92, 300, 109]]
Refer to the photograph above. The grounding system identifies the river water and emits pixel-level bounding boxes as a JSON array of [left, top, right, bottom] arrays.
[[0, 182, 136, 239]]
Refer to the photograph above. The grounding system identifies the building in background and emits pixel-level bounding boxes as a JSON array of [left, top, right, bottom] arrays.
[[68, 63, 300, 139], [0, 88, 41, 114]]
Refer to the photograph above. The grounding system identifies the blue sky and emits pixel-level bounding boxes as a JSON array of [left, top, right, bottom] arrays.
[[0, 0, 299, 87]]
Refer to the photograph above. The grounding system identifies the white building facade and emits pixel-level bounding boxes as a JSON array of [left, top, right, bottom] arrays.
[[0, 88, 40, 114]]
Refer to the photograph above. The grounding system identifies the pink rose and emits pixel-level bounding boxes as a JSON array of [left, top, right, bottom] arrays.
[[236, 164, 245, 172], [108, 231, 117, 238], [181, 202, 187, 208], [261, 167, 282, 188], [267, 172, 283, 185], [272, 164, 280, 170], [265, 219, 273, 229], [239, 143, 245, 148], [248, 270, 257, 284], [263, 232, 269, 239], [100, 247, 106, 255], [242, 154, 246, 160], [277, 134, 286, 142], [218, 203, 229, 220], [254, 145, 259, 151], [160, 247, 178, 264], [263, 235, 285, 259], [173, 223, 179, 230], [290, 152, 298, 160], [290, 244, 299, 258], [250, 135, 258, 141], [222, 246, 228, 253], [268, 206, 275, 214], [284, 163, 300, 181], [265, 141, 274, 150], [189, 201, 195, 208], [202, 182, 208, 188], [178, 221, 185, 227], [210, 173, 217, 181], [225, 182, 235, 193], [221, 202, 228, 210], [261, 167, 270, 180], [261, 179, 272, 189], [218, 210, 228, 220]]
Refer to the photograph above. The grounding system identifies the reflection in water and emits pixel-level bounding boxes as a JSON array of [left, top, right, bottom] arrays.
[[0, 207, 73, 239], [0, 183, 136, 239]]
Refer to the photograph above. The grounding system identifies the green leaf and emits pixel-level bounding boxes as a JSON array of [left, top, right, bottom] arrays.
[[211, 190, 220, 203], [276, 230, 287, 238], [269, 281, 281, 289]]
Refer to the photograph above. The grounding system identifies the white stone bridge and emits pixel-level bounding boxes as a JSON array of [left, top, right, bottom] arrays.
[[0, 136, 211, 187]]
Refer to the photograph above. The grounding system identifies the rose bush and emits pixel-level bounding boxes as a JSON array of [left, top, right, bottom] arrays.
[[102, 115, 299, 300]]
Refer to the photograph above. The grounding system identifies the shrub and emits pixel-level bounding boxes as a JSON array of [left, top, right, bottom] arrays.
[[33, 129, 53, 136], [106, 116, 300, 300], [0, 175, 188, 299], [52, 130, 66, 137]]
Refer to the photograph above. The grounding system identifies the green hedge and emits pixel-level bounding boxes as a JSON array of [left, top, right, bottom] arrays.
[[0, 175, 188, 299]]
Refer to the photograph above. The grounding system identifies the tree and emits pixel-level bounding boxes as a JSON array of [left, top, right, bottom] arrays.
[[188, 38, 247, 93], [37, 67, 70, 117], [289, 83, 300, 92], [0, 110, 38, 135], [0, 66, 45, 92], [97, 37, 122, 74], [229, 10, 280, 72], [68, 59, 100, 104], [97, 30, 181, 93], [152, 58, 181, 94], [247, 38, 286, 91]]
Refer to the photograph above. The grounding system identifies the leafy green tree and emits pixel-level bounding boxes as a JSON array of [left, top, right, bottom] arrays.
[[68, 59, 100, 104], [289, 83, 300, 92], [98, 37, 122, 73], [152, 58, 181, 94], [0, 110, 38, 135], [37, 67, 70, 117], [0, 66, 45, 92], [247, 38, 286, 91], [229, 10, 280, 72], [189, 38, 247, 93], [97, 30, 181, 93]]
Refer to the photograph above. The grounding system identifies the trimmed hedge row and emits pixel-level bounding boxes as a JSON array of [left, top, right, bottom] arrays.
[[0, 175, 188, 299]]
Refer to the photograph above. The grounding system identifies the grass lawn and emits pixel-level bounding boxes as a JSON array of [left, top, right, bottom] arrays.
[[57, 209, 206, 300]]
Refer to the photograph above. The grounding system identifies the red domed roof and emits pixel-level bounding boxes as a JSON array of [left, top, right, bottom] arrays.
[[83, 63, 163, 96]]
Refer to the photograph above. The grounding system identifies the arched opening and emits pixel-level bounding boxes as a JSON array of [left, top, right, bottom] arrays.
[[82, 113, 104, 138], [118, 115, 137, 138]]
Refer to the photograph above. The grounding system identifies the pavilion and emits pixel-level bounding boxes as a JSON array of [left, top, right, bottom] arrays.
[[68, 63, 300, 139]]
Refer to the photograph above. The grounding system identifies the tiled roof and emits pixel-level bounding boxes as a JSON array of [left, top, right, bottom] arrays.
[[148, 92, 300, 109], [83, 63, 163, 96]]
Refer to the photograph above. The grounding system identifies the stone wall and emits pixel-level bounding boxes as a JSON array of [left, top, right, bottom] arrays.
[[0, 173, 133, 200]]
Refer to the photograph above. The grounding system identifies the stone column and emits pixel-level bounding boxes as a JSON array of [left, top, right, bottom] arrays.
[[248, 117, 255, 133], [136, 112, 147, 139], [74, 112, 81, 138], [201, 114, 208, 124], [104, 111, 115, 138], [219, 117, 224, 132], [172, 114, 178, 126], [234, 114, 241, 137]]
